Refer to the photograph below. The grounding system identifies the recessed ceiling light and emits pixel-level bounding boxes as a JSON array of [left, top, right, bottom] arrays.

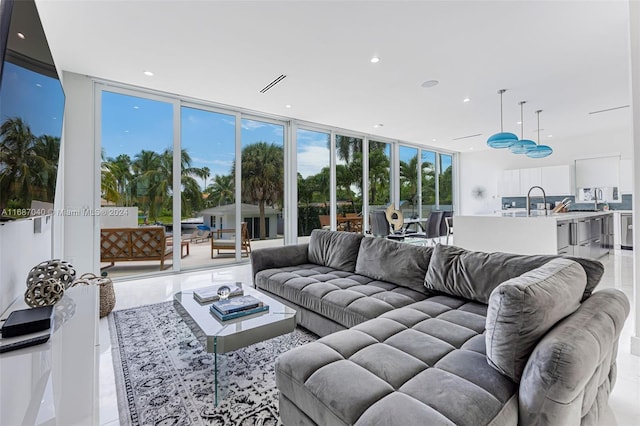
[[516, 121, 522, 125], [463, 97, 471, 103], [370, 56, 380, 63], [124, 130, 129, 133], [133, 106, 140, 109], [143, 70, 154, 76], [421, 80, 439, 88], [547, 134, 553, 138], [285, 104, 292, 108], [373, 124, 384, 128], [432, 139, 437, 142], [17, 32, 25, 39], [469, 147, 474, 150]]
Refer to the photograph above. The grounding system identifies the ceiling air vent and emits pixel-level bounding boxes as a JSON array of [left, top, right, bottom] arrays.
[[452, 133, 482, 141], [588, 105, 630, 115], [259, 74, 287, 93]]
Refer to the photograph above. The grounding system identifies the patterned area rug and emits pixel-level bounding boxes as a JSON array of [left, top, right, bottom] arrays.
[[109, 301, 317, 426]]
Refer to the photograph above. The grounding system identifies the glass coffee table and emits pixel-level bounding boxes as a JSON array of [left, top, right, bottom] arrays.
[[173, 284, 296, 405]]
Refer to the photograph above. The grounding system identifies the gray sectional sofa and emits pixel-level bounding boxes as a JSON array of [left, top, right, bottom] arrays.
[[251, 230, 630, 426]]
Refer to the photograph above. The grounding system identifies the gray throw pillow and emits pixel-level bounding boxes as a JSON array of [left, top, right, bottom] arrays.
[[424, 244, 603, 304], [308, 230, 364, 272], [485, 258, 587, 382], [355, 237, 433, 294]]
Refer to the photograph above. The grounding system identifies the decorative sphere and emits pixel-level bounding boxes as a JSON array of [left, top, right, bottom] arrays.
[[25, 278, 65, 307], [217, 285, 231, 300], [26, 259, 76, 289]]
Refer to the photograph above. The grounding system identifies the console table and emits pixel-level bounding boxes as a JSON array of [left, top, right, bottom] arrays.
[[0, 285, 99, 425]]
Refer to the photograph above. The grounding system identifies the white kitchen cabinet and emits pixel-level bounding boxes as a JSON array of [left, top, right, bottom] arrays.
[[541, 165, 574, 195], [499, 169, 521, 196], [519, 167, 542, 194], [575, 156, 620, 188], [620, 159, 633, 194]]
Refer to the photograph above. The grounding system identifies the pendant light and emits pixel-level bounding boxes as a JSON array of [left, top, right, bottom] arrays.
[[510, 101, 537, 154], [487, 89, 518, 149], [526, 110, 553, 158]]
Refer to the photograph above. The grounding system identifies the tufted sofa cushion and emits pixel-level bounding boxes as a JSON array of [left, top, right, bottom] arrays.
[[276, 295, 519, 426], [308, 229, 364, 272], [425, 244, 604, 303], [255, 264, 430, 329], [355, 236, 433, 294], [485, 258, 587, 383]]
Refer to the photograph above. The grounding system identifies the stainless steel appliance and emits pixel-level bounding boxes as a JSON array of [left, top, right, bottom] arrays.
[[621, 213, 633, 250]]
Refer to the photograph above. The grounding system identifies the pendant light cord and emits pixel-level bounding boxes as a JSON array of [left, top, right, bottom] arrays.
[[519, 101, 526, 138], [536, 110, 542, 147]]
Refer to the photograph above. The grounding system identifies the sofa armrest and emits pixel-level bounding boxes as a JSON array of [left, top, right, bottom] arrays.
[[251, 243, 309, 283], [518, 288, 630, 426]]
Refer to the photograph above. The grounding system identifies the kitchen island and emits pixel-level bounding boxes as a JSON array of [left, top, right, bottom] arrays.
[[454, 211, 613, 257]]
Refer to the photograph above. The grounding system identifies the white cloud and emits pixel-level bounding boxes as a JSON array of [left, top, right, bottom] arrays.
[[297, 144, 331, 178]]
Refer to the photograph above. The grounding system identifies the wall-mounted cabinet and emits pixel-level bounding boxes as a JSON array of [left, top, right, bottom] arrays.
[[575, 156, 620, 189], [499, 165, 574, 196], [619, 159, 632, 194], [542, 165, 575, 195], [499, 169, 521, 196]]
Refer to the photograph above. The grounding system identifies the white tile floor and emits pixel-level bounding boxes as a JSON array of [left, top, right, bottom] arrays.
[[98, 250, 640, 425]]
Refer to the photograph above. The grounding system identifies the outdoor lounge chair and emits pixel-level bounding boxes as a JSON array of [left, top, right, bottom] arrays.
[[184, 228, 210, 244], [211, 222, 252, 258]]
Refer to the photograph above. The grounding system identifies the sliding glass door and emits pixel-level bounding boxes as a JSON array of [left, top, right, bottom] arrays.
[[181, 106, 236, 268], [100, 91, 176, 277], [240, 118, 285, 244], [297, 128, 330, 237]]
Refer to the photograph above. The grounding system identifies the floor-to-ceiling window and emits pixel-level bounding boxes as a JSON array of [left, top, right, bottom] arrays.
[[421, 150, 437, 216], [399, 145, 419, 219], [335, 135, 363, 232], [369, 140, 392, 212], [100, 91, 175, 276], [240, 118, 285, 242], [181, 106, 236, 267], [296, 128, 330, 236], [439, 153, 453, 211]]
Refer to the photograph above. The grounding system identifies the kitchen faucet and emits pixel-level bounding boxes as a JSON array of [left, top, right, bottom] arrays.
[[526, 186, 548, 216]]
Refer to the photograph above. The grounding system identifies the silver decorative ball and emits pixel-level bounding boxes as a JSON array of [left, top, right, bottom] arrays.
[[25, 278, 65, 307], [26, 259, 77, 289], [217, 285, 231, 300]]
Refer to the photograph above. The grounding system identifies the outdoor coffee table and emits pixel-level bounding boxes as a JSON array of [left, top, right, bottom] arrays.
[[173, 284, 296, 404]]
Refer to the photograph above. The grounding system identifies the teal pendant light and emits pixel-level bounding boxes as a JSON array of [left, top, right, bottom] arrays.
[[527, 110, 553, 158], [510, 101, 537, 154], [487, 89, 518, 149]]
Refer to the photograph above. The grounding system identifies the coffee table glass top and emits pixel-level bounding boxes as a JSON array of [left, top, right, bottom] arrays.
[[173, 283, 296, 354]]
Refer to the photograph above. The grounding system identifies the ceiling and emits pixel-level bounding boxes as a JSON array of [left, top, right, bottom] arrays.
[[32, 0, 632, 152]]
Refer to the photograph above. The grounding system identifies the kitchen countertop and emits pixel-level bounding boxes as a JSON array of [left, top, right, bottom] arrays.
[[499, 210, 614, 220]]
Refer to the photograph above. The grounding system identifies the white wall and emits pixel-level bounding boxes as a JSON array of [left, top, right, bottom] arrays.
[[0, 217, 53, 315], [100, 207, 138, 228], [459, 126, 633, 215], [60, 71, 97, 273]]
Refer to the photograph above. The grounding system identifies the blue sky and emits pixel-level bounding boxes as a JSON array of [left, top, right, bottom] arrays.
[[0, 62, 64, 138]]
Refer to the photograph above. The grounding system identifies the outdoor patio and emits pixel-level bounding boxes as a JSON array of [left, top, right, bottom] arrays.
[[101, 235, 311, 280]]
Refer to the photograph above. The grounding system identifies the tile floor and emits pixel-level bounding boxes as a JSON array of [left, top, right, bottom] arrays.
[[98, 250, 640, 426]]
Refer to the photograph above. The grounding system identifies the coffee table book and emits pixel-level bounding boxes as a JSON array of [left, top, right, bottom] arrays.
[[193, 283, 243, 303], [209, 304, 269, 321], [211, 295, 263, 315]]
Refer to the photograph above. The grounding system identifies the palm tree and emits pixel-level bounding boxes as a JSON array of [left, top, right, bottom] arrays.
[[368, 147, 390, 205], [206, 174, 234, 207], [0, 117, 39, 211], [400, 155, 419, 207], [132, 150, 162, 221], [201, 166, 210, 191], [234, 142, 283, 240]]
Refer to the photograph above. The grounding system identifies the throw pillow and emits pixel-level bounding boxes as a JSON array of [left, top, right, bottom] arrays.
[[308, 229, 364, 272], [485, 258, 587, 382], [355, 237, 433, 294], [424, 244, 603, 304]]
